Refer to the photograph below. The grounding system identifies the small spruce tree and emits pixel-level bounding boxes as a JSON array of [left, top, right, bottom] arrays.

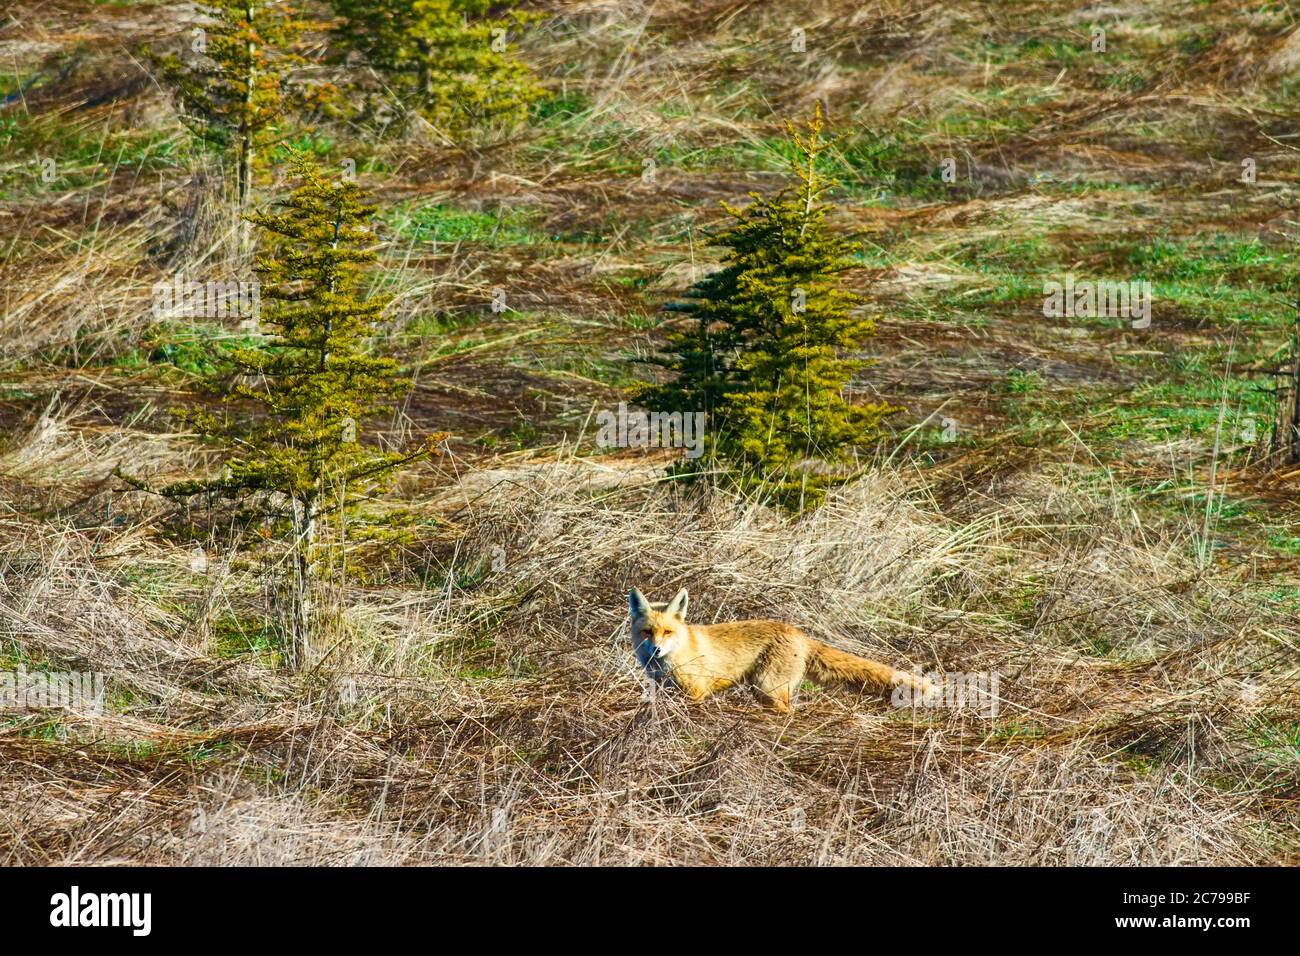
[[330, 0, 544, 134], [128, 155, 436, 667], [154, 0, 321, 212], [641, 106, 894, 509]]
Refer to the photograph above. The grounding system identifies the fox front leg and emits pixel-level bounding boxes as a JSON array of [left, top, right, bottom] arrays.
[[671, 669, 713, 704]]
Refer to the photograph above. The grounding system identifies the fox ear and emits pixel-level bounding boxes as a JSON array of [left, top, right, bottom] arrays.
[[666, 588, 689, 619], [629, 588, 650, 618]]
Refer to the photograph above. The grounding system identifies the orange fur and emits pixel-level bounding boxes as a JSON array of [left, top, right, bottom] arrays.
[[629, 588, 933, 713]]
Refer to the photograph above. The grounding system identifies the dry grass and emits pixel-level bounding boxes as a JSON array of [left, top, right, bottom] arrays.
[[0, 442, 1294, 864]]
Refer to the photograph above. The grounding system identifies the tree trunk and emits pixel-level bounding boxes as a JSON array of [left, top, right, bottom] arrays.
[[238, 131, 252, 209], [416, 38, 433, 99], [237, 0, 256, 253], [1272, 313, 1300, 466], [289, 495, 317, 669]]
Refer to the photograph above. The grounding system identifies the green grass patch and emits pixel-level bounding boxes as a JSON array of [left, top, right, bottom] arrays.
[[1242, 716, 1300, 770], [114, 321, 262, 376], [211, 613, 282, 666], [0, 112, 187, 195], [386, 202, 544, 248]]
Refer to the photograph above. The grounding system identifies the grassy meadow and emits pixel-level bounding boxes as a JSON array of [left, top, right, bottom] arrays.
[[0, 0, 1297, 864]]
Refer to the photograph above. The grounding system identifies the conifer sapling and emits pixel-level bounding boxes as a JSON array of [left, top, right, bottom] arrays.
[[153, 0, 329, 212], [640, 105, 894, 509], [330, 0, 544, 135], [127, 155, 439, 666]]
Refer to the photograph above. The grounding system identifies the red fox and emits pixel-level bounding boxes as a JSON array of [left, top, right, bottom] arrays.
[[629, 588, 934, 713]]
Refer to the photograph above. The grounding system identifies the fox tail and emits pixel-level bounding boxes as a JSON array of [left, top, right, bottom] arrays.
[[806, 640, 933, 694]]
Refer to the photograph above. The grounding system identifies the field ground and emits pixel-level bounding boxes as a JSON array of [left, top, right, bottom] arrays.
[[0, 0, 1297, 864]]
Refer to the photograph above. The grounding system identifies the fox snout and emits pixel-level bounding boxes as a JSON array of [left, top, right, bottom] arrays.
[[650, 637, 678, 658]]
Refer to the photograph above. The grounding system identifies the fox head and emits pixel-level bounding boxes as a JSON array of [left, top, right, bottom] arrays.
[[629, 588, 689, 668]]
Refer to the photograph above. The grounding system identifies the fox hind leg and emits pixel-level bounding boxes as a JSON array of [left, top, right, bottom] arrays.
[[752, 643, 806, 714], [757, 685, 793, 714]]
